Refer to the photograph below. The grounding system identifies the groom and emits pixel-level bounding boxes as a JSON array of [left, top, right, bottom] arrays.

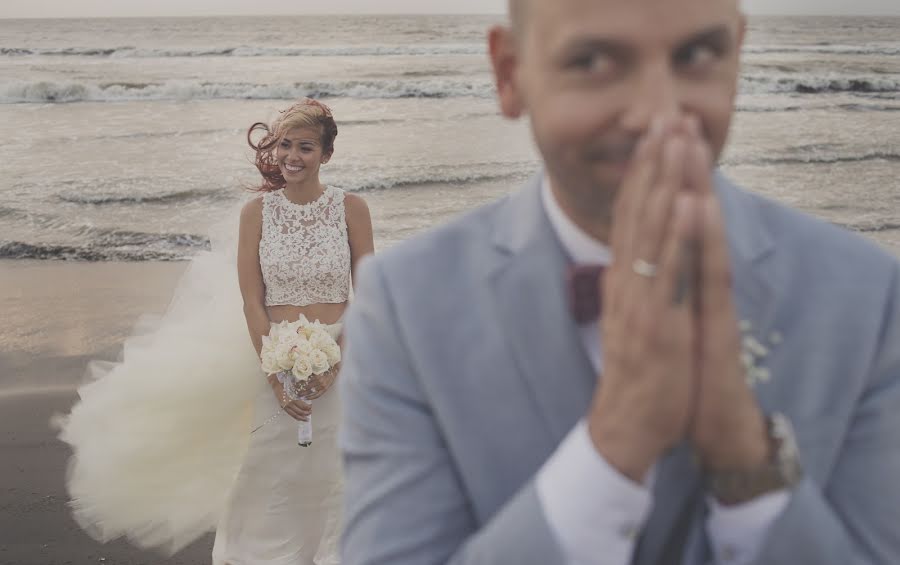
[[339, 0, 900, 564]]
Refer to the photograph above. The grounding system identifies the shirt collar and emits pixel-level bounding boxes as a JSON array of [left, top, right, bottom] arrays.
[[541, 176, 612, 266]]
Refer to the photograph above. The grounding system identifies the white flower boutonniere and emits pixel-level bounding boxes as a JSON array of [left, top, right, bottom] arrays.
[[740, 320, 782, 387]]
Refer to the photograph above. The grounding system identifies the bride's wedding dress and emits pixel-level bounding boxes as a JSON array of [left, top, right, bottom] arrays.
[[56, 186, 349, 564]]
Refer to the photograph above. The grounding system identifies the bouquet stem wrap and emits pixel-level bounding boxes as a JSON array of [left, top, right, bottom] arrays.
[[276, 371, 313, 446]]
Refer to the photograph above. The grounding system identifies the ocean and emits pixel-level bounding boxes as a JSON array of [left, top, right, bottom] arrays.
[[1, 14, 898, 260]]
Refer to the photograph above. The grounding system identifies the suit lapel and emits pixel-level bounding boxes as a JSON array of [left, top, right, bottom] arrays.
[[488, 176, 595, 444], [717, 173, 781, 413]]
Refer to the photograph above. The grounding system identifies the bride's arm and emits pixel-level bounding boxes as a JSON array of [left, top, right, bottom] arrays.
[[237, 196, 270, 357]]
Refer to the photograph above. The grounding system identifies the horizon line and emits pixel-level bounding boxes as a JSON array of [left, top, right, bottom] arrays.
[[2, 11, 899, 20]]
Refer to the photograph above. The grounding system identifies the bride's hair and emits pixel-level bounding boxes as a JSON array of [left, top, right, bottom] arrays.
[[246, 98, 339, 193]]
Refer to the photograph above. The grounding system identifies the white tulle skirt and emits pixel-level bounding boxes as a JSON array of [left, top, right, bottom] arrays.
[[55, 230, 342, 563]]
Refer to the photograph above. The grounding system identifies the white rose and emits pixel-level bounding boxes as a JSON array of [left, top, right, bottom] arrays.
[[260, 350, 280, 375], [324, 343, 341, 366], [269, 329, 287, 345], [309, 350, 330, 375], [260, 336, 278, 369], [309, 329, 334, 350], [275, 343, 295, 371], [293, 339, 313, 356], [292, 356, 313, 382]]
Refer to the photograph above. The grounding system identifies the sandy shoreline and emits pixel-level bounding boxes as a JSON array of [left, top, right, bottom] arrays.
[[1, 260, 186, 388], [0, 260, 215, 565]]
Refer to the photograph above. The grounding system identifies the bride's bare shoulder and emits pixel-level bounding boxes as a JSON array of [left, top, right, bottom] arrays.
[[237, 196, 266, 242], [240, 195, 265, 225], [343, 193, 370, 220]]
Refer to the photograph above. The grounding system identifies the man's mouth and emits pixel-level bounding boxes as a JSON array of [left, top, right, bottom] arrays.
[[588, 143, 638, 164]]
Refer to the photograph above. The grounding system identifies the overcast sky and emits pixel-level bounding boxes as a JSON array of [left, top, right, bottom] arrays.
[[2, 0, 899, 19]]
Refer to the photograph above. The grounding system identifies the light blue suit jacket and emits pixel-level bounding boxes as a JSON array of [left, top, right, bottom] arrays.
[[339, 173, 900, 564]]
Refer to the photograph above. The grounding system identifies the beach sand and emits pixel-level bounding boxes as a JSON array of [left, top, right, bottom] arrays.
[[0, 260, 214, 565]]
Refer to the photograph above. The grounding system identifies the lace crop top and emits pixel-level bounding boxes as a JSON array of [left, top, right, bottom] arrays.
[[259, 186, 351, 306]]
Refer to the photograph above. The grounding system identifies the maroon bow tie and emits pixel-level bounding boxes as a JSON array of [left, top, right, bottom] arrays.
[[567, 265, 605, 324]]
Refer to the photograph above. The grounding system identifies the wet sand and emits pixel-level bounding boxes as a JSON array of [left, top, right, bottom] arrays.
[[0, 260, 214, 565]]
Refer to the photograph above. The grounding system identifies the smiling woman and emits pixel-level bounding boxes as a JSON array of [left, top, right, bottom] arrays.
[[211, 97, 373, 565], [240, 99, 372, 339], [247, 99, 338, 193], [54, 97, 374, 565]]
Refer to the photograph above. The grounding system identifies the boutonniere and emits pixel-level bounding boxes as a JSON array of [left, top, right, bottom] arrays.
[[740, 320, 782, 387]]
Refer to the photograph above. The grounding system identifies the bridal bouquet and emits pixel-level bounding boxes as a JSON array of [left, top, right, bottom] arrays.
[[260, 315, 341, 446]]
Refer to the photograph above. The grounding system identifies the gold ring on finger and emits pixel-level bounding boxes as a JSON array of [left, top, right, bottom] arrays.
[[632, 258, 658, 278]]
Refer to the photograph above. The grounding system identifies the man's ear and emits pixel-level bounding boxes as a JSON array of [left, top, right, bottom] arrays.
[[488, 25, 525, 119]]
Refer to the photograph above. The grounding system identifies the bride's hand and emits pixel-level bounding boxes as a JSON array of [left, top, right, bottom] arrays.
[[304, 366, 339, 400], [268, 375, 312, 421]]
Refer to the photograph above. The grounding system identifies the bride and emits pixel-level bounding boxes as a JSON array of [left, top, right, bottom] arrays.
[[56, 98, 374, 565]]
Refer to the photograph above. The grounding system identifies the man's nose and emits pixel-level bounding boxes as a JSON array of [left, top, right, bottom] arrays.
[[619, 61, 682, 134]]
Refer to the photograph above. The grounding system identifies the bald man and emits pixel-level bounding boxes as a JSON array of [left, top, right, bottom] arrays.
[[339, 1, 900, 564]]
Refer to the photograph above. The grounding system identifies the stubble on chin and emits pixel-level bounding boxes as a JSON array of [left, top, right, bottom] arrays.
[[579, 171, 619, 220], [583, 188, 617, 238], [553, 171, 619, 242]]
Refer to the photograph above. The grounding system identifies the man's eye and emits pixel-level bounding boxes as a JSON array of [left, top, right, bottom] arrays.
[[569, 52, 615, 75], [676, 44, 721, 70]]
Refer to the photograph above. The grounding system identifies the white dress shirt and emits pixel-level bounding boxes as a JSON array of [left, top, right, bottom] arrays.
[[535, 178, 789, 565]]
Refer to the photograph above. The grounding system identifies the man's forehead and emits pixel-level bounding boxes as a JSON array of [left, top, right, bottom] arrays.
[[514, 0, 740, 38]]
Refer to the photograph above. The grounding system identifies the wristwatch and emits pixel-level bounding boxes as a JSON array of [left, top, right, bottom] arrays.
[[707, 413, 804, 505]]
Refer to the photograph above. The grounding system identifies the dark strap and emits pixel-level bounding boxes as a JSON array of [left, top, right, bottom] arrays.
[[634, 482, 705, 565], [661, 488, 702, 564]]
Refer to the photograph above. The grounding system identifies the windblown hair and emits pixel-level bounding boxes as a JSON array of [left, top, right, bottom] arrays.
[[246, 98, 338, 193]]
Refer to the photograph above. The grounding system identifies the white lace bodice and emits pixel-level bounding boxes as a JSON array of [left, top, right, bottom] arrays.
[[259, 187, 351, 306]]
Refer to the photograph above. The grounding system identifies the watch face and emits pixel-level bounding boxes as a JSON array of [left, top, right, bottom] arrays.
[[708, 413, 803, 503]]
